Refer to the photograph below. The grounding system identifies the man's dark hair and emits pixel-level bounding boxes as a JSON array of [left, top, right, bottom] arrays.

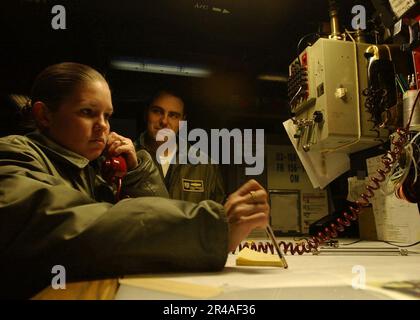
[[146, 88, 189, 117]]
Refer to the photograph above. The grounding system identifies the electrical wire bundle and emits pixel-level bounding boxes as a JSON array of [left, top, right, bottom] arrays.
[[393, 131, 420, 203], [363, 86, 390, 133], [381, 131, 420, 199]]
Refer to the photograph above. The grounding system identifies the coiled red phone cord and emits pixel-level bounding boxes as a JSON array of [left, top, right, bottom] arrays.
[[238, 129, 410, 255], [241, 91, 420, 255]]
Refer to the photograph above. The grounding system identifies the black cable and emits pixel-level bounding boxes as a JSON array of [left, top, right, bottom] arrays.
[[337, 239, 420, 248], [296, 33, 321, 64], [340, 239, 363, 246], [381, 240, 420, 248]]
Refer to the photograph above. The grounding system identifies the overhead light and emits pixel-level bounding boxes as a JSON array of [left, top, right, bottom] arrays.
[[110, 58, 211, 78], [257, 74, 288, 82]]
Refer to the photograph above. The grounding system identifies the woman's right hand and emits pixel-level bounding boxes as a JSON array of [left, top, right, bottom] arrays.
[[106, 132, 138, 171], [223, 179, 270, 252]]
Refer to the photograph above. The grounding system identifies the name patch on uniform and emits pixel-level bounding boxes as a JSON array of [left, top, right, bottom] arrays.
[[182, 179, 204, 192]]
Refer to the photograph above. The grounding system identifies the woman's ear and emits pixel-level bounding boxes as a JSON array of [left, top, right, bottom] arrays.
[[32, 101, 51, 129]]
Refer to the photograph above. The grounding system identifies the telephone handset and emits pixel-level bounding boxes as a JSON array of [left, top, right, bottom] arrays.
[[101, 155, 127, 202], [364, 45, 400, 129]]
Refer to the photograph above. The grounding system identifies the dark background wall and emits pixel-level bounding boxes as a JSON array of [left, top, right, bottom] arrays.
[[0, 0, 377, 135], [0, 0, 380, 206]]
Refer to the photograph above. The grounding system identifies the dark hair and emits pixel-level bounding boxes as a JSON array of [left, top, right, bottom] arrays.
[[0, 94, 36, 137], [147, 89, 188, 116], [30, 62, 107, 111]]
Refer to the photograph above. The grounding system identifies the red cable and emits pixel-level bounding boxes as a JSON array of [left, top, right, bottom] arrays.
[[262, 91, 420, 255], [237, 128, 410, 255]]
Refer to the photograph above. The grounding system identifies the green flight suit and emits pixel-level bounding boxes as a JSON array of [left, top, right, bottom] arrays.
[[0, 132, 228, 299], [135, 132, 226, 204]]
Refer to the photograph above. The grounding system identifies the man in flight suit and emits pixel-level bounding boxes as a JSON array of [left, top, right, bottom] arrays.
[[135, 90, 225, 203]]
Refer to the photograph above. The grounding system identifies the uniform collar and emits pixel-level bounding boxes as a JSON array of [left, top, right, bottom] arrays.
[[27, 131, 90, 169]]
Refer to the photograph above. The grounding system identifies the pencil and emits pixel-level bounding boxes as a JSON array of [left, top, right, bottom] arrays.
[[265, 225, 288, 269]]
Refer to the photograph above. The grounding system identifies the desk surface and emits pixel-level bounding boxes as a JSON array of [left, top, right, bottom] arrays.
[[32, 279, 118, 300], [33, 240, 420, 300]]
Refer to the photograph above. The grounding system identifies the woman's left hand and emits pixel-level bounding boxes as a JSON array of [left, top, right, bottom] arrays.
[[106, 132, 138, 170], [224, 179, 270, 252]]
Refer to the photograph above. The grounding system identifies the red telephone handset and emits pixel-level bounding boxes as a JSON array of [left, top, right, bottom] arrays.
[[101, 155, 127, 202]]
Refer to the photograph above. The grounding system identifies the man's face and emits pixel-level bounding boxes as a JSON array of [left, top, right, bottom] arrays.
[[147, 93, 185, 141]]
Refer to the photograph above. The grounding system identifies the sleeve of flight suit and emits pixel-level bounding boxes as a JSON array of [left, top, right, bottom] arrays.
[[0, 136, 228, 299], [122, 149, 169, 198]]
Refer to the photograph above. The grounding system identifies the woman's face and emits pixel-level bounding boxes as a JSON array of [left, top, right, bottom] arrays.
[[46, 80, 113, 160]]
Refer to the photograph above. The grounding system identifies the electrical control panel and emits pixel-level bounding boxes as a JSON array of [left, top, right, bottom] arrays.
[[288, 38, 389, 154]]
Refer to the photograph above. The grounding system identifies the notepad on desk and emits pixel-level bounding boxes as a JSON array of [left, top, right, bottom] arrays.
[[236, 247, 284, 267]]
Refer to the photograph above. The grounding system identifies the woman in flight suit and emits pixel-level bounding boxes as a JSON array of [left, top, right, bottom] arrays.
[[0, 62, 270, 299]]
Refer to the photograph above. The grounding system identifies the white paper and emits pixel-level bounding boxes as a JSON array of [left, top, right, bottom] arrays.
[[347, 176, 369, 202], [366, 155, 420, 243], [301, 192, 329, 233], [389, 0, 416, 18], [270, 193, 300, 232]]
